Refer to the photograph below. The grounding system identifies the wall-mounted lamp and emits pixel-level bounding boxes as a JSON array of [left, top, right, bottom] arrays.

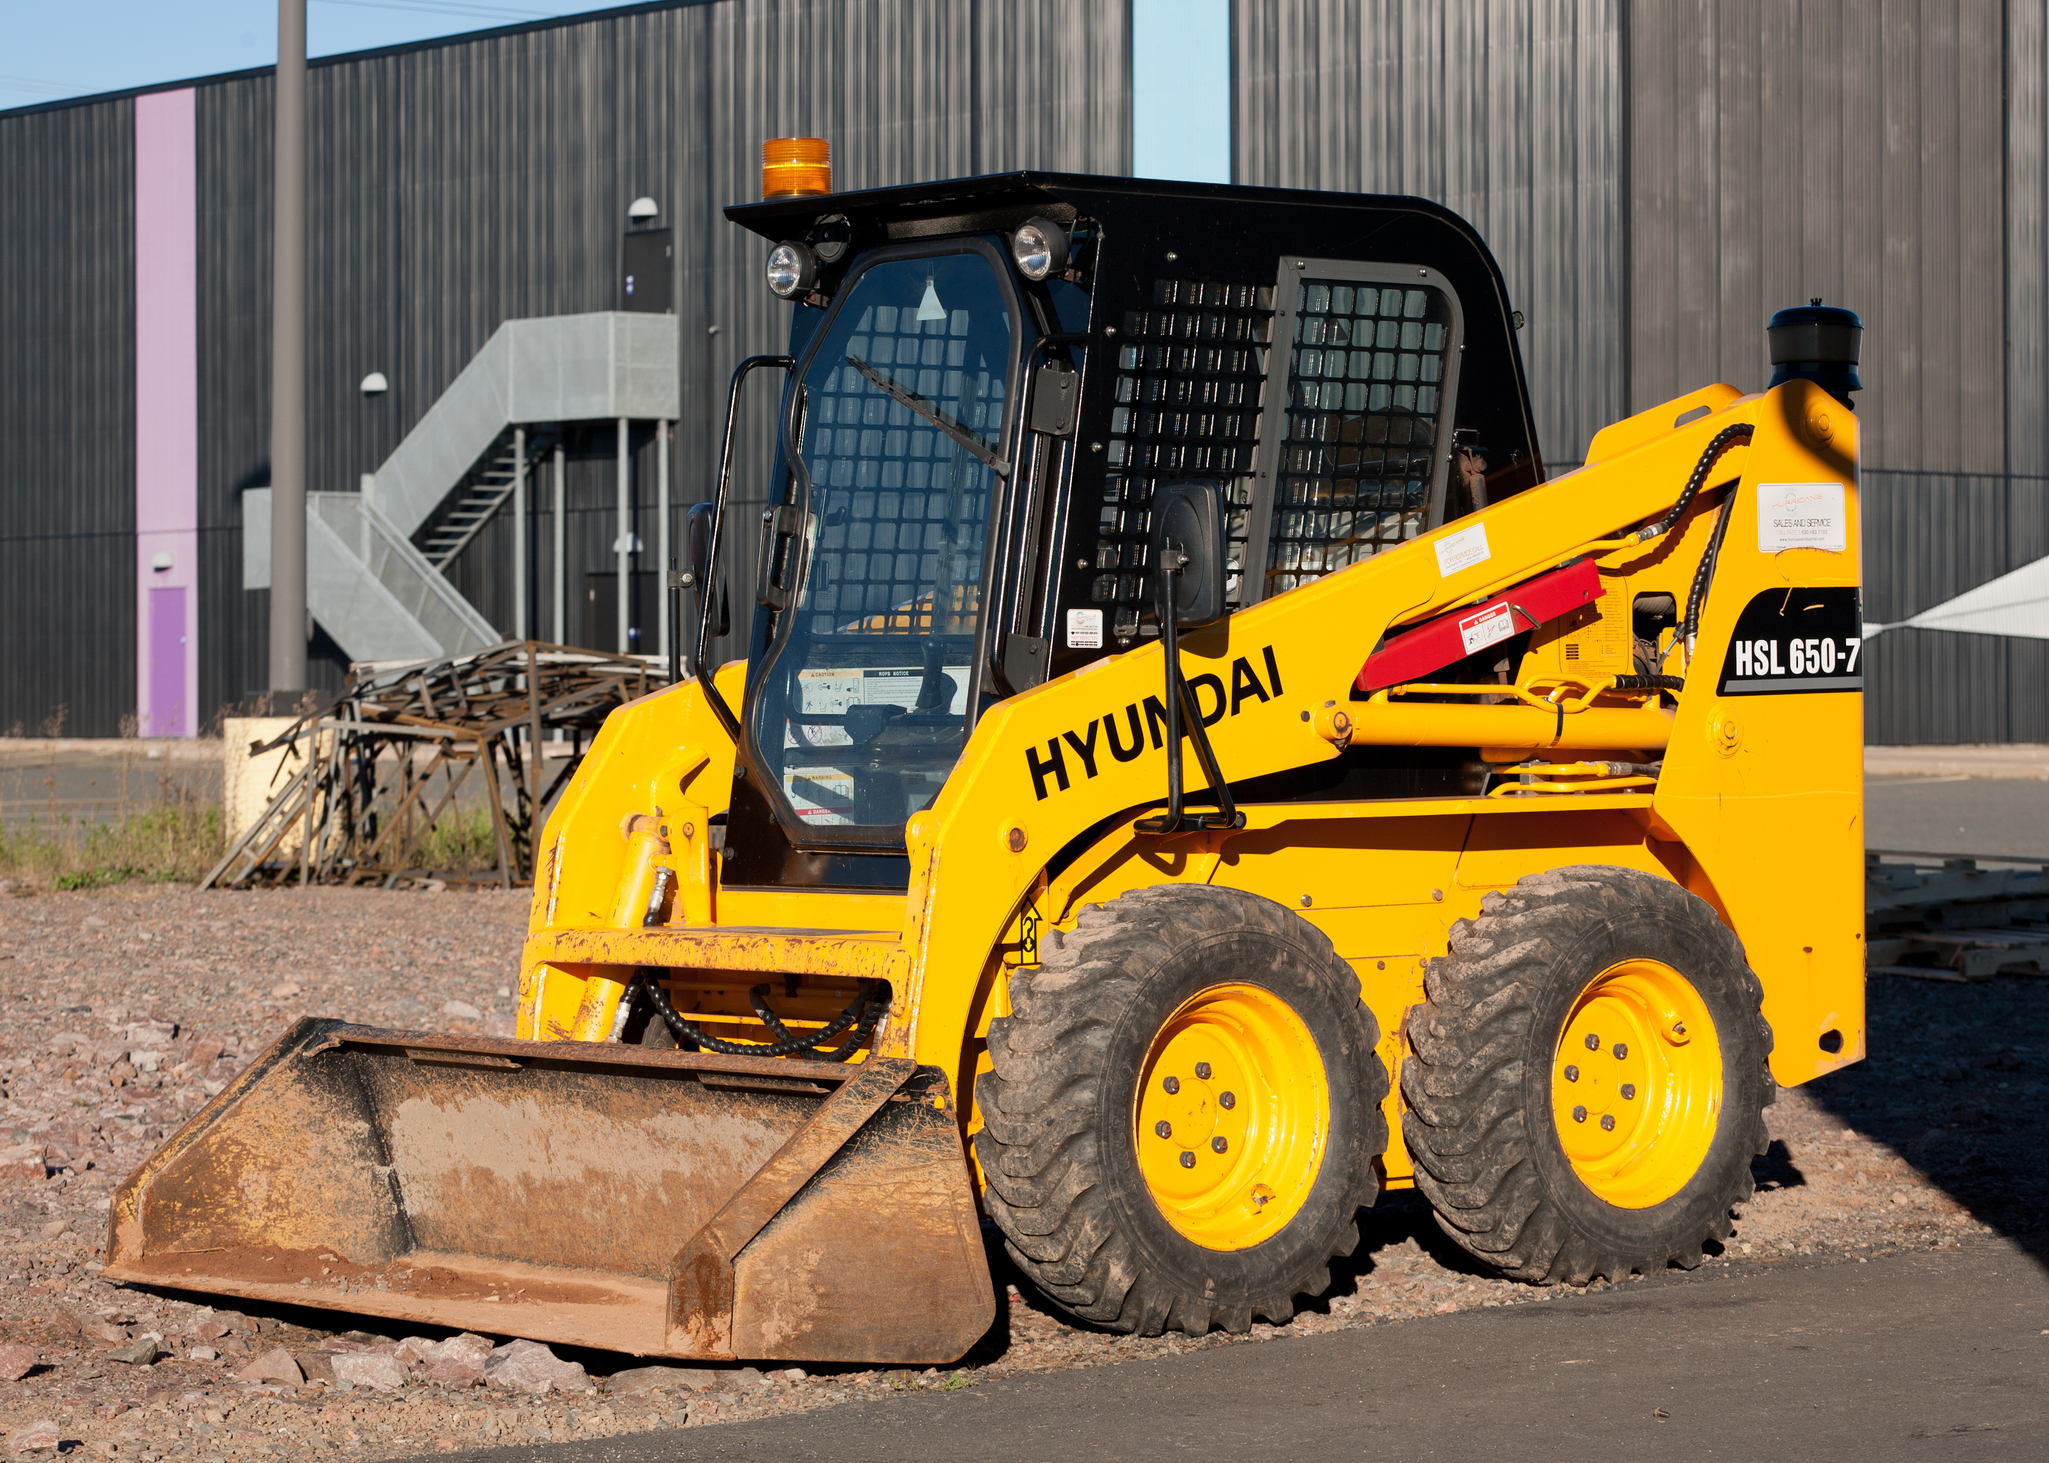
[[151, 551, 173, 571], [360, 371, 389, 396], [628, 196, 659, 222]]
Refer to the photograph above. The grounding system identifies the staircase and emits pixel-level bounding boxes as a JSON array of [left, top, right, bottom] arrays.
[[417, 431, 540, 569], [243, 311, 678, 665]]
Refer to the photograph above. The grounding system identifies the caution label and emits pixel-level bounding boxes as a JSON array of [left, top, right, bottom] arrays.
[[1457, 601, 1517, 657], [1715, 586, 1863, 696]]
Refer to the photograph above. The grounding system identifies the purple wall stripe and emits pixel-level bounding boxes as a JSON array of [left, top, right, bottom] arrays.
[[134, 88, 198, 738]]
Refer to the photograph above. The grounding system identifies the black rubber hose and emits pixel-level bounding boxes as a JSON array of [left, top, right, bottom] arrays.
[[643, 975, 878, 1059], [621, 858, 884, 1060], [1681, 487, 1739, 659], [1630, 424, 1753, 546], [747, 981, 882, 1061]]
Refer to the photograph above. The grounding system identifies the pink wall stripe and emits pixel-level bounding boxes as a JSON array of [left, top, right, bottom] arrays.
[[134, 88, 199, 738]]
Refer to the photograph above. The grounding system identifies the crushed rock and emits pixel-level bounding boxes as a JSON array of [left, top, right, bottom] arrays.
[[0, 883, 2041, 1459]]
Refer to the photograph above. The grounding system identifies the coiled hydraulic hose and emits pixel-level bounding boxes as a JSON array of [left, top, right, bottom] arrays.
[[1623, 423, 1753, 546], [1681, 485, 1739, 662], [612, 863, 885, 1059], [639, 973, 882, 1060]]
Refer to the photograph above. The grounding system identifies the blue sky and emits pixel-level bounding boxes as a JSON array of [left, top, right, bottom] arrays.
[[1, 0, 1230, 182]]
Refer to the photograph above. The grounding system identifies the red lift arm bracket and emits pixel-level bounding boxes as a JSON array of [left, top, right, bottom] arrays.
[[1356, 557, 1604, 694]]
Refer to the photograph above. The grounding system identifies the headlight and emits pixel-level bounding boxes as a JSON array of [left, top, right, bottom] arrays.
[[766, 241, 818, 299], [1010, 217, 1069, 280]]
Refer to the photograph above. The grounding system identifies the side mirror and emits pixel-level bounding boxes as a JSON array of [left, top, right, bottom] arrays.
[[685, 502, 729, 638], [1149, 481, 1227, 627]]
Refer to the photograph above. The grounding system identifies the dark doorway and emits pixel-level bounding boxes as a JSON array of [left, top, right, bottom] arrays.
[[622, 229, 672, 313], [585, 570, 657, 654]]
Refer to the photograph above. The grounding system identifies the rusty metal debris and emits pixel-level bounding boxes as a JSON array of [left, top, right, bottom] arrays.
[[200, 642, 664, 891]]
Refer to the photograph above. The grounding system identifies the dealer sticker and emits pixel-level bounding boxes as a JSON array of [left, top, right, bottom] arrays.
[[1066, 608, 1104, 649], [1757, 482, 1847, 553], [1434, 521, 1491, 577], [1457, 601, 1517, 656]]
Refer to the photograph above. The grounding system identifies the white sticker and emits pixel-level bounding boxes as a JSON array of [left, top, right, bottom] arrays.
[[1757, 482, 1846, 553], [1434, 522, 1491, 577], [1066, 608, 1104, 649], [1457, 601, 1517, 657]]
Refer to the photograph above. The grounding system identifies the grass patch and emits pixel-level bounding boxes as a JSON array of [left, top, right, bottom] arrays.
[[407, 804, 502, 872], [0, 793, 225, 888], [0, 790, 506, 889]]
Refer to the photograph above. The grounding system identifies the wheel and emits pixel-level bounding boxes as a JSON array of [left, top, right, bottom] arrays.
[[1401, 865, 1775, 1283], [975, 884, 1387, 1336]]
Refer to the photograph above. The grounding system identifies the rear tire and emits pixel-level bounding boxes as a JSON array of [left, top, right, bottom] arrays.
[[975, 885, 1386, 1335], [1401, 865, 1775, 1284]]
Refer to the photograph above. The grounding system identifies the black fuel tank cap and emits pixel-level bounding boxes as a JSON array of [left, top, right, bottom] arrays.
[[1767, 299, 1862, 405]]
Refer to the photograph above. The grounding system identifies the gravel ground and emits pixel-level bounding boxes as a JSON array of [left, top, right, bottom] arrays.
[[0, 882, 2042, 1461]]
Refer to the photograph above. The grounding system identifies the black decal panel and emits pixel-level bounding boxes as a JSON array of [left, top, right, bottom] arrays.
[[1715, 587, 1863, 696]]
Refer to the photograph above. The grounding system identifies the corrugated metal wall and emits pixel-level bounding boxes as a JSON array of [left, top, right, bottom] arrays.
[[0, 100, 137, 738], [0, 0, 1131, 733], [1234, 0, 2046, 745], [1628, 0, 2024, 745], [1628, 0, 2005, 473], [1231, 0, 1627, 469]]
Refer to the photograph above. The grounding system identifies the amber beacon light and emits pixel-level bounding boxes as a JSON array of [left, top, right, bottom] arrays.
[[762, 137, 831, 198]]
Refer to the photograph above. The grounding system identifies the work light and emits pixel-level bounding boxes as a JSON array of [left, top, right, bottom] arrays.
[[1011, 217, 1069, 280], [766, 241, 818, 299]]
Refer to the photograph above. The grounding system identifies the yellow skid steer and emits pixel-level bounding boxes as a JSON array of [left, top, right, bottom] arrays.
[[109, 153, 1867, 1365]]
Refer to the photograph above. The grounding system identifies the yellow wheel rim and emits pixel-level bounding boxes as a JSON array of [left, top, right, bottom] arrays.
[[1133, 984, 1329, 1250], [1552, 959, 1721, 1209]]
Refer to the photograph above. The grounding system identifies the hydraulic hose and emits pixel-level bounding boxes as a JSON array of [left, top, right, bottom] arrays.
[[1624, 424, 1753, 547], [614, 835, 885, 1061], [639, 975, 880, 1059], [1681, 487, 1738, 662]]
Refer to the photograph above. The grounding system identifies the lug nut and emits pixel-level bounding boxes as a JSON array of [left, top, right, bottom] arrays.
[[1163, 1075, 1180, 1094], [1179, 1151, 1196, 1169], [1620, 1083, 1636, 1100], [1564, 1065, 1580, 1082], [1600, 1114, 1616, 1132], [1672, 1021, 1687, 1036], [1211, 1136, 1228, 1154], [1218, 1091, 1236, 1109], [1585, 1034, 1600, 1051], [1155, 1120, 1172, 1138], [1572, 1105, 1587, 1123], [1613, 1042, 1629, 1059], [1195, 1062, 1212, 1080]]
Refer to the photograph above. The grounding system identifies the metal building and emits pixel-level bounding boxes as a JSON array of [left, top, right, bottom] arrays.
[[1234, 0, 2049, 744], [0, 0, 1130, 737], [5, 0, 2044, 745]]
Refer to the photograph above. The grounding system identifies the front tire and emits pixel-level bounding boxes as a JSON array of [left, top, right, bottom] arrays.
[[975, 885, 1387, 1335], [1402, 865, 1775, 1284]]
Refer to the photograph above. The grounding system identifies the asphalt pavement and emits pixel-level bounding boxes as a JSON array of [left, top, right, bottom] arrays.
[[426, 1238, 2047, 1463], [1864, 775, 2049, 859]]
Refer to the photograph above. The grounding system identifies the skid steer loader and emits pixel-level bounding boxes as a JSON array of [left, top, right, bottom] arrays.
[[108, 155, 1867, 1366]]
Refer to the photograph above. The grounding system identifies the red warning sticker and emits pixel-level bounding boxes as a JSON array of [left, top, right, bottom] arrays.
[[1457, 602, 1517, 656]]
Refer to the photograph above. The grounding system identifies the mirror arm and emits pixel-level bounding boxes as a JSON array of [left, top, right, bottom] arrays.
[[1134, 548, 1243, 836], [694, 354, 794, 744]]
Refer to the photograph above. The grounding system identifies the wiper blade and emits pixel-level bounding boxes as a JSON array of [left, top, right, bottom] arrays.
[[844, 354, 1009, 476]]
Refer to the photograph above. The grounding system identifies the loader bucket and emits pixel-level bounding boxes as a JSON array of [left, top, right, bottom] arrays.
[[103, 1019, 994, 1365]]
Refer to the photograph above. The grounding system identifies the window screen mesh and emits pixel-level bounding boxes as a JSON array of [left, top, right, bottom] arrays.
[[802, 302, 1003, 637], [1099, 279, 1273, 642], [1264, 279, 1453, 598]]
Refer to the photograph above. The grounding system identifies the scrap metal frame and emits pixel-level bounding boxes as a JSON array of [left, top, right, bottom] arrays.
[[200, 641, 663, 890]]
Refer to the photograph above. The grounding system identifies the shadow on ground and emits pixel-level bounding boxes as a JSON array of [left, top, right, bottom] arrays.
[[1803, 972, 2048, 1264]]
